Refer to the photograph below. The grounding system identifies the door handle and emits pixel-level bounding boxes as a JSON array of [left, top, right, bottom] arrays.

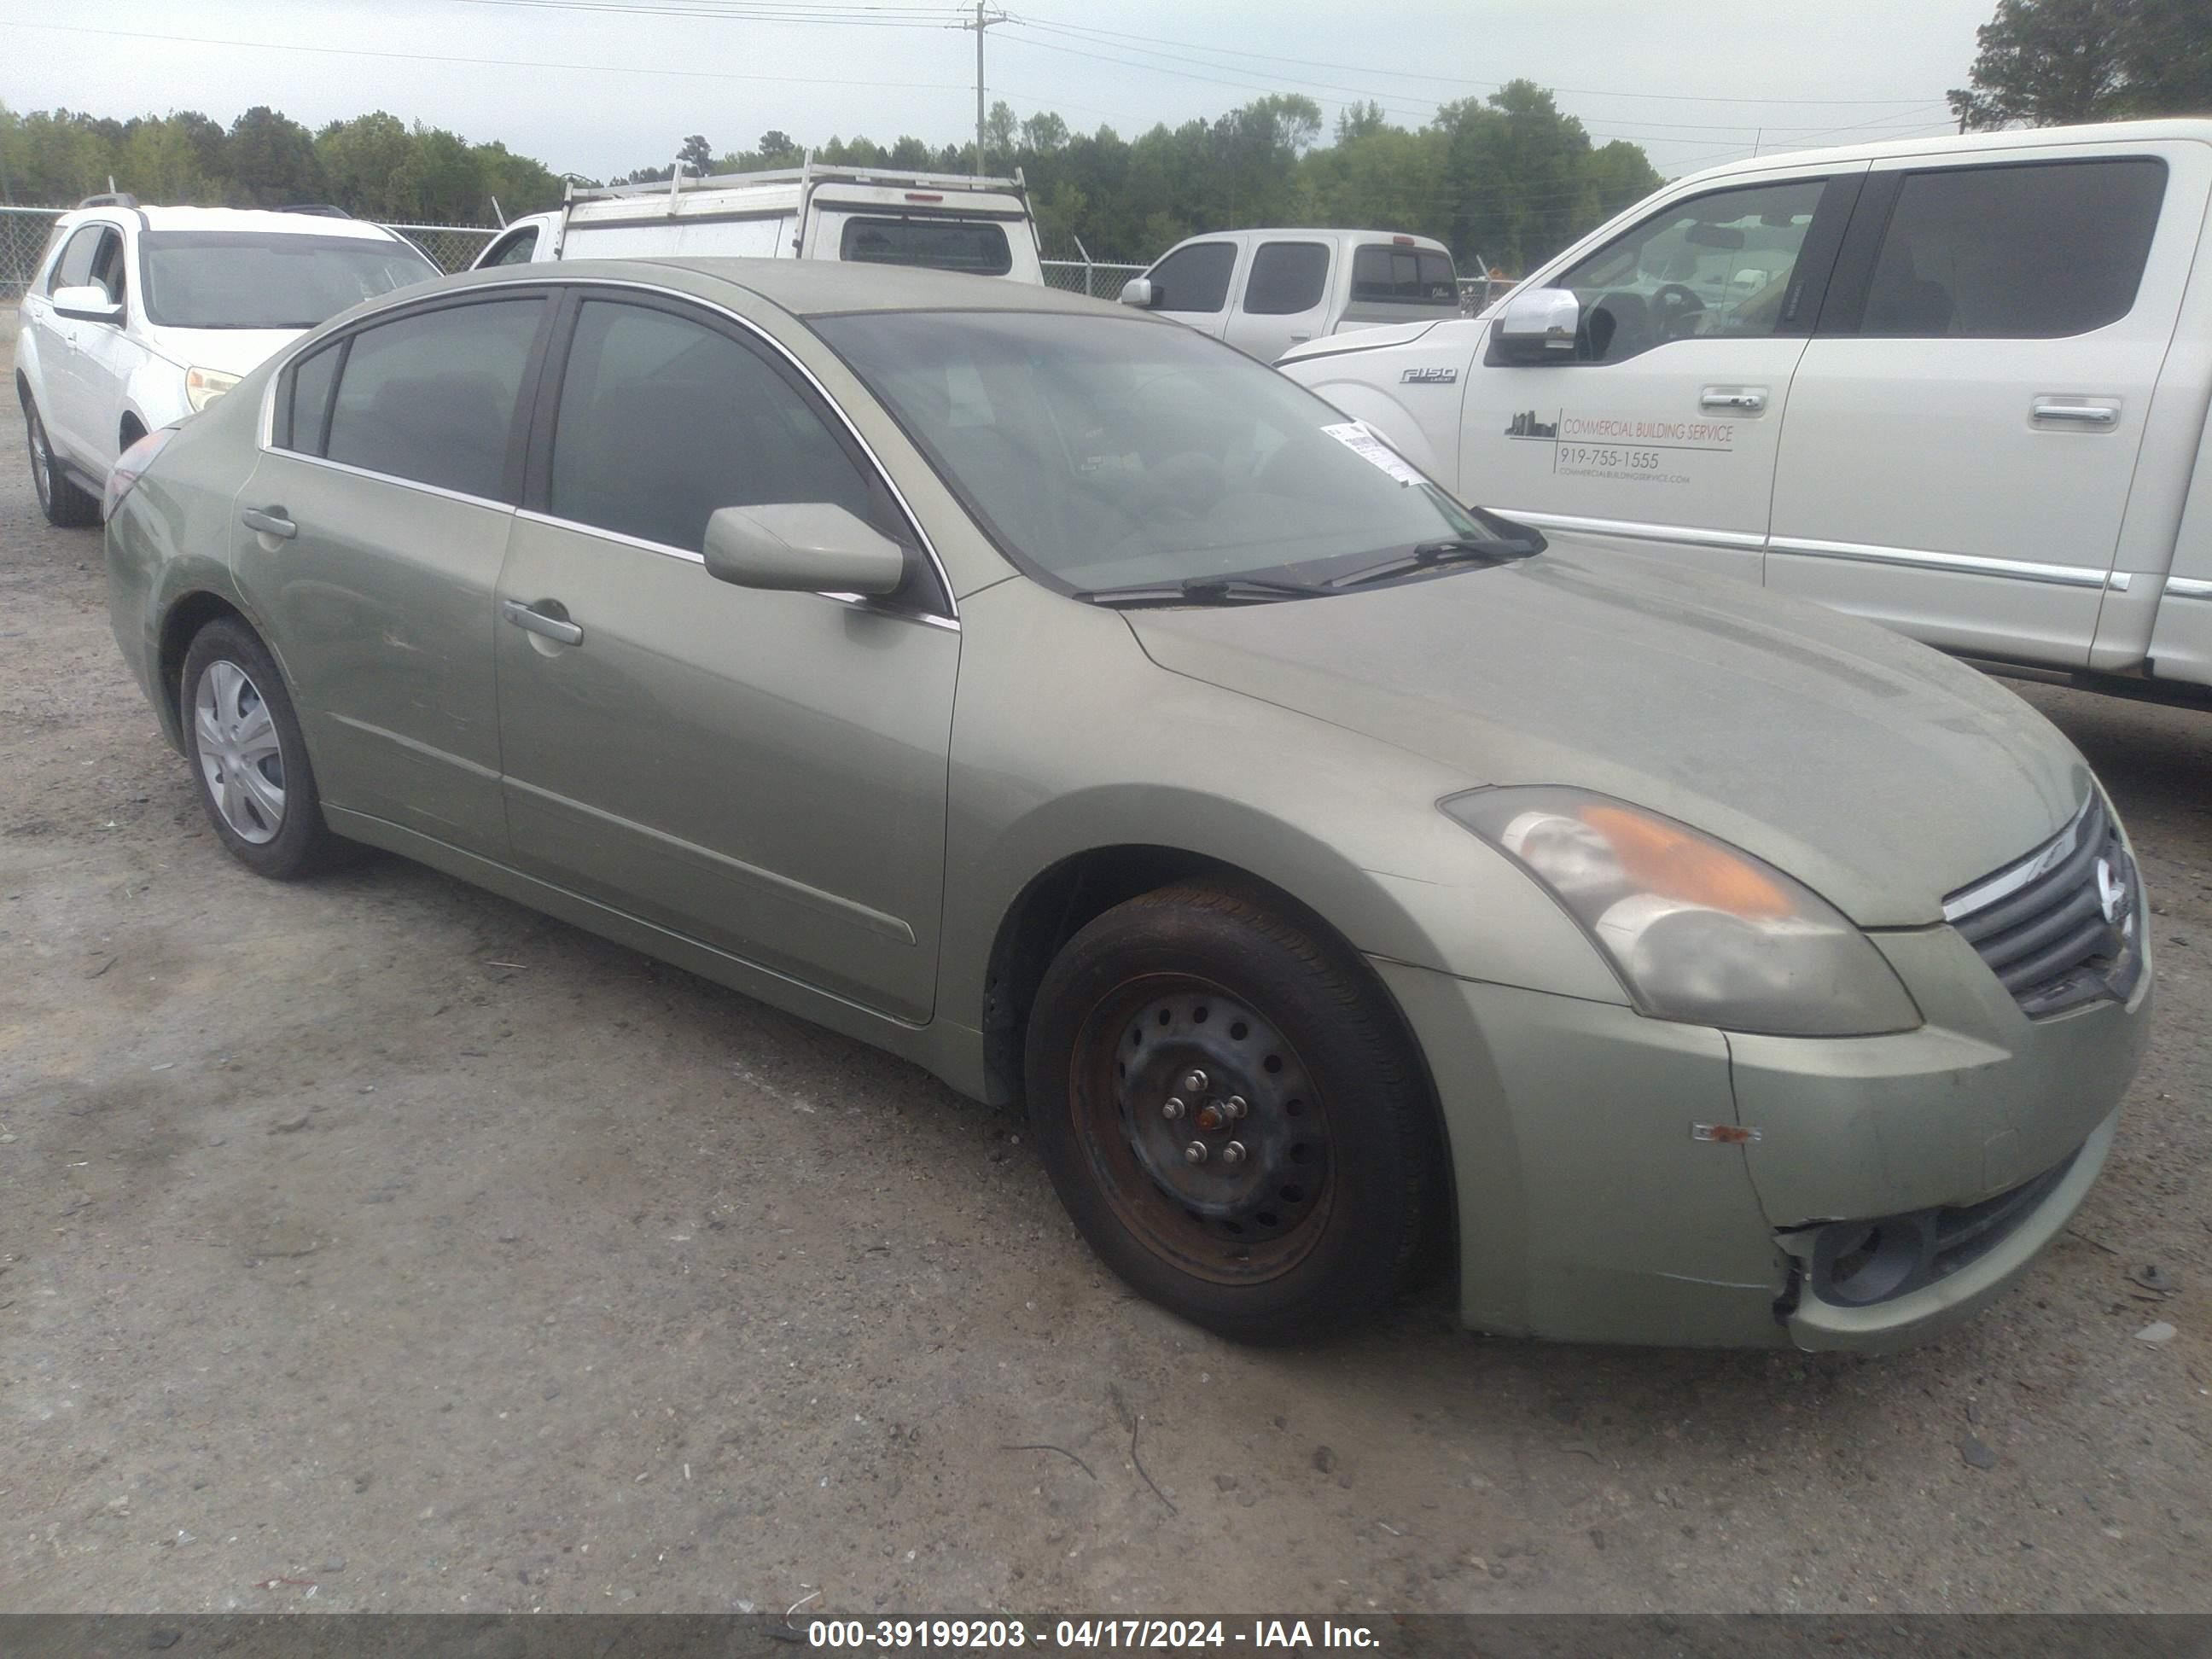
[[2031, 400, 2118, 427], [503, 598, 584, 646], [240, 506, 296, 539], [1700, 387, 1767, 413]]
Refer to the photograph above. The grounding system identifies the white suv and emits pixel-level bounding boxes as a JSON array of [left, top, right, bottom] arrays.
[[15, 196, 439, 525]]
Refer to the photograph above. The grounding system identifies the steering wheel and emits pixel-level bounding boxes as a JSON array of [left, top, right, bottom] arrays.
[[1651, 282, 1707, 338]]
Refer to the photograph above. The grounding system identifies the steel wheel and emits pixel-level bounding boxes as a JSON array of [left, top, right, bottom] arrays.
[[1072, 973, 1334, 1284], [193, 658, 287, 845]]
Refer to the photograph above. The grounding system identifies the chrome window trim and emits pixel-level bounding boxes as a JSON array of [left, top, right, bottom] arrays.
[[255, 272, 959, 623], [1491, 509, 1766, 553], [1942, 794, 2096, 923], [259, 448, 516, 513], [1768, 534, 2123, 591], [511, 509, 960, 632], [2166, 575, 2212, 601]]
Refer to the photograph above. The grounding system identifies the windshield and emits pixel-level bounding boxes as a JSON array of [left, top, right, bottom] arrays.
[[139, 231, 439, 329], [815, 310, 1486, 593]]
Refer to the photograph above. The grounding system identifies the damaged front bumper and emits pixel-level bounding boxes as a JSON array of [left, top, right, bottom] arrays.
[[1372, 914, 2151, 1350]]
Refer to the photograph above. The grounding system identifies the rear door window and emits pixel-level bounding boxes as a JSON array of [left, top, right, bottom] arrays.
[[1146, 242, 1237, 314], [1242, 242, 1330, 315], [1350, 245, 1459, 306], [1856, 158, 2166, 338], [838, 217, 1012, 276], [322, 298, 545, 499]]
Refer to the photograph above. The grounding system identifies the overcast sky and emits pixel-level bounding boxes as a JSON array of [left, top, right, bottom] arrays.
[[3, 0, 1982, 182]]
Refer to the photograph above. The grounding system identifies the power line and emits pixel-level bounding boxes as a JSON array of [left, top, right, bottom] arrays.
[[8, 20, 972, 89], [1004, 13, 1941, 108]]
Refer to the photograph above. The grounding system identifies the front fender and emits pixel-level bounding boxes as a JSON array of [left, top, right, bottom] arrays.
[[123, 357, 190, 438], [935, 579, 1625, 1072]]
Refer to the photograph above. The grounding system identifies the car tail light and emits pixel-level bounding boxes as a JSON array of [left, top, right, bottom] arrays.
[[104, 427, 176, 521]]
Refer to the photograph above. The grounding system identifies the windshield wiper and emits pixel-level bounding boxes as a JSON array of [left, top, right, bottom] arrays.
[[1074, 573, 1330, 608], [1326, 535, 1542, 589]]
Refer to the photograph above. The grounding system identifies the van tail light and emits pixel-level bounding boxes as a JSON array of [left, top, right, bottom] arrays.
[[905, 191, 944, 202], [105, 427, 176, 521]]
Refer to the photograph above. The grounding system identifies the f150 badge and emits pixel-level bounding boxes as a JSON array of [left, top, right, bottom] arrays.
[[1400, 366, 1458, 384]]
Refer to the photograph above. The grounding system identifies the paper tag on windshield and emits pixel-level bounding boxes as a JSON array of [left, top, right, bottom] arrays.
[[1321, 421, 1425, 486]]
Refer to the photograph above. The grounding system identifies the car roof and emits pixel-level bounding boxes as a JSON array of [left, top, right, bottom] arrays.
[[1166, 228, 1451, 252], [68, 204, 410, 242], [1668, 115, 2212, 192], [425, 256, 1142, 320]]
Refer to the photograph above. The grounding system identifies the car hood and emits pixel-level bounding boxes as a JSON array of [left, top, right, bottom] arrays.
[[1277, 318, 1442, 364], [1124, 542, 2087, 928], [142, 326, 306, 377]]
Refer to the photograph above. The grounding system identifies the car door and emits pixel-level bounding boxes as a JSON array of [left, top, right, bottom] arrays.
[[69, 224, 147, 468], [493, 289, 958, 1022], [1767, 143, 2206, 667], [233, 290, 554, 853], [1223, 239, 1331, 361], [38, 222, 117, 466], [1462, 170, 1863, 581], [1141, 240, 1243, 342]]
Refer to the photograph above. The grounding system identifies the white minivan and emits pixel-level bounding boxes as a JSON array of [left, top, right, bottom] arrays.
[[1278, 120, 2212, 701], [474, 157, 1045, 284], [1120, 229, 1464, 362]]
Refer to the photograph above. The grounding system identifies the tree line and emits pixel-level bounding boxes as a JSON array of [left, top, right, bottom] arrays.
[[0, 84, 1662, 275], [1949, 0, 2211, 129]]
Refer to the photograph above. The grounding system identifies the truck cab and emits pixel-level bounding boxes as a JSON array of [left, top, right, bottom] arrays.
[[1120, 229, 1464, 363], [1278, 119, 2212, 702]]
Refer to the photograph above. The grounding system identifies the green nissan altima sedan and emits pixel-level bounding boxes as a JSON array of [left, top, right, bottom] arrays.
[[101, 259, 2151, 1348]]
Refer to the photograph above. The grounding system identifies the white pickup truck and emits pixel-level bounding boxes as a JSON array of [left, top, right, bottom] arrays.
[[474, 156, 1045, 283], [1278, 119, 2212, 701]]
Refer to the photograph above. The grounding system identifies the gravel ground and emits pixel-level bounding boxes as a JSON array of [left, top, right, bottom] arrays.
[[2, 321, 2207, 1617]]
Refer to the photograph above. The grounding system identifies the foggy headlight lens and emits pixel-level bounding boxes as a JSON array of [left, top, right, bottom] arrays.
[[185, 366, 242, 412], [1445, 787, 1920, 1037]]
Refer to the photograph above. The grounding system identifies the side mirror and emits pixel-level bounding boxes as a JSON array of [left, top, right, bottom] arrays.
[[702, 503, 906, 597], [1492, 287, 1580, 363], [1118, 276, 1157, 309], [53, 284, 124, 325]]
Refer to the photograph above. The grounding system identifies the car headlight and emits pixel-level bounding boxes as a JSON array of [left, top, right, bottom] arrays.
[[184, 366, 242, 412], [1443, 786, 1920, 1037]]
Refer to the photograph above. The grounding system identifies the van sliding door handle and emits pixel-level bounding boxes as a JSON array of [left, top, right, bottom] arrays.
[[2031, 400, 2118, 427]]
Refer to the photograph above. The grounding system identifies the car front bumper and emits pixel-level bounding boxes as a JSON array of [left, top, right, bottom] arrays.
[[1372, 918, 2151, 1350]]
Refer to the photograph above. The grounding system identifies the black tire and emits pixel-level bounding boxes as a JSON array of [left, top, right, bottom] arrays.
[[180, 618, 345, 880], [1024, 879, 1442, 1345], [23, 394, 100, 528]]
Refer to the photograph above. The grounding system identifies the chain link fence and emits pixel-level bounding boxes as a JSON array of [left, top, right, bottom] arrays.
[[1039, 257, 1148, 300]]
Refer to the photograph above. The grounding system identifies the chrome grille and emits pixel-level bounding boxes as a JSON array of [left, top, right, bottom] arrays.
[[1944, 795, 2142, 1018]]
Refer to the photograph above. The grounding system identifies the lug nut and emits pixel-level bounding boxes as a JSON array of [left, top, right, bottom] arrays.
[[1185, 1141, 1208, 1165], [1162, 1097, 1186, 1121], [1221, 1140, 1247, 1167], [1181, 1069, 1208, 1094], [1223, 1095, 1248, 1121]]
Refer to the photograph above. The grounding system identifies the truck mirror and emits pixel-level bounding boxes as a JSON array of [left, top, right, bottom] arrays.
[[1118, 276, 1157, 309], [1493, 288, 1579, 363]]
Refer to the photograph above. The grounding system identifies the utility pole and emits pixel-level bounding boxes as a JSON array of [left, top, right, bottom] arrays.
[[961, 2, 1010, 178]]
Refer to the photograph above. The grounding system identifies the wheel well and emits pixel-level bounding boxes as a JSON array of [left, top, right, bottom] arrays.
[[981, 844, 1460, 1286], [157, 592, 251, 731], [119, 412, 146, 451], [15, 370, 30, 410]]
